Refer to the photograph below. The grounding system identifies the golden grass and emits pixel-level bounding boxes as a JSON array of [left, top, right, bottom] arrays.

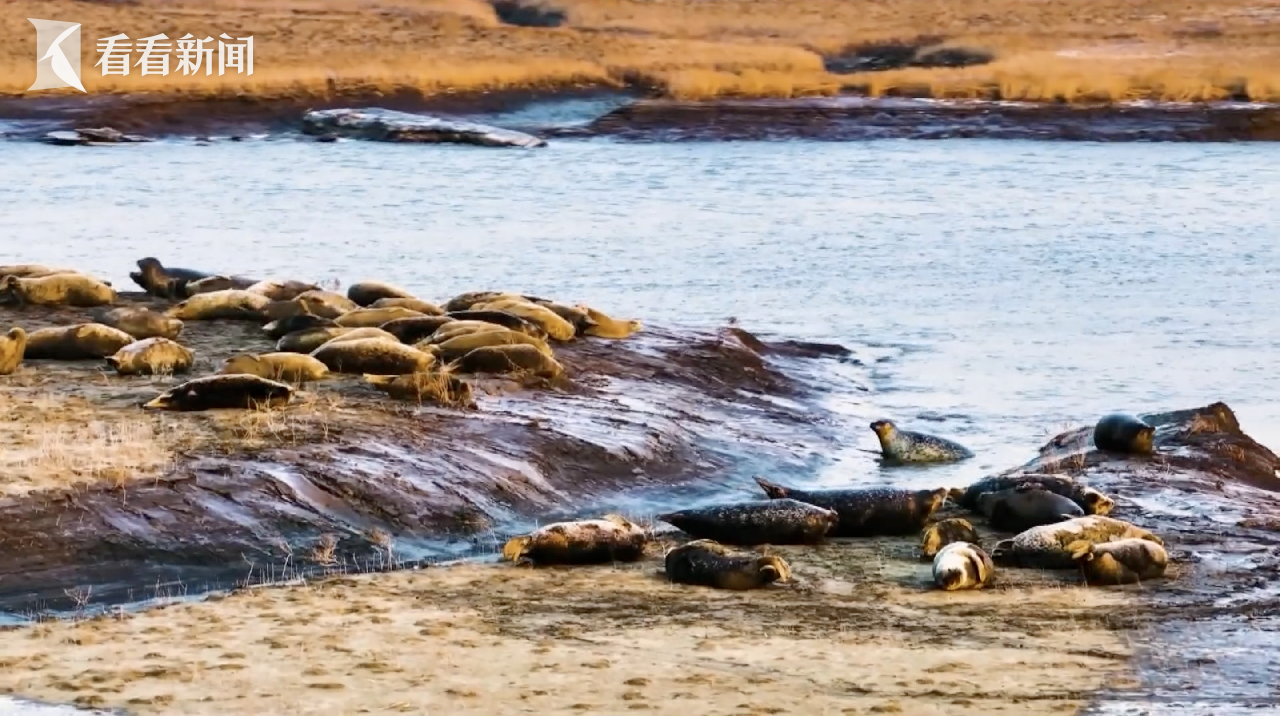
[[1, 0, 1278, 103]]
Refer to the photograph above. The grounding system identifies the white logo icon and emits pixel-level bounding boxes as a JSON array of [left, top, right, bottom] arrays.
[[29, 18, 86, 93]]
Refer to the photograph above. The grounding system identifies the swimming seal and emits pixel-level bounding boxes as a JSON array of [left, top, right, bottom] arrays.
[[869, 420, 974, 464], [1069, 538, 1168, 586], [364, 372, 475, 408], [932, 542, 995, 591], [426, 329, 553, 363], [664, 540, 791, 591], [311, 337, 435, 374], [347, 281, 416, 307], [167, 290, 271, 321], [754, 477, 948, 537], [0, 273, 115, 307], [23, 323, 135, 360], [444, 310, 547, 339], [142, 374, 294, 411], [950, 473, 1114, 516], [220, 353, 329, 383], [262, 313, 338, 340], [244, 280, 321, 302], [991, 516, 1162, 570], [380, 316, 457, 344], [105, 337, 194, 376], [90, 306, 184, 340], [449, 344, 565, 379], [501, 515, 649, 566], [977, 486, 1084, 533], [130, 257, 211, 297], [657, 498, 838, 546], [578, 305, 643, 339], [0, 327, 26, 375], [920, 517, 981, 560], [370, 297, 445, 316], [1093, 413, 1156, 456], [333, 306, 426, 328]]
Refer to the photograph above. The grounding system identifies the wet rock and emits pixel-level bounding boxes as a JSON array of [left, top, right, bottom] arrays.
[[300, 107, 548, 148], [42, 126, 152, 146]]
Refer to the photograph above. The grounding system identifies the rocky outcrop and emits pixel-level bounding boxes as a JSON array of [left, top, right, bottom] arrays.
[[42, 127, 152, 146], [300, 108, 548, 147]]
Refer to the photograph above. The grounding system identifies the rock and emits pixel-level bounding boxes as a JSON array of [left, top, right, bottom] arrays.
[[300, 108, 548, 148], [42, 126, 152, 146]]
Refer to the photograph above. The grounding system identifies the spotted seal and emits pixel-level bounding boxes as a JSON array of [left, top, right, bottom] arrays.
[[347, 281, 415, 307], [364, 372, 475, 408], [142, 374, 294, 411], [23, 323, 134, 360], [105, 337, 194, 375], [262, 313, 338, 340], [991, 516, 1162, 569], [370, 297, 445, 315], [1069, 538, 1168, 585], [0, 327, 26, 375], [220, 353, 329, 383], [311, 337, 435, 374], [977, 486, 1084, 533], [501, 515, 649, 566], [932, 542, 995, 591], [444, 310, 547, 339], [869, 420, 974, 464], [91, 306, 184, 340], [1093, 413, 1156, 456], [129, 257, 211, 297], [920, 517, 981, 560], [754, 477, 948, 537], [380, 316, 457, 344], [0, 273, 115, 307], [449, 344, 565, 379], [578, 304, 643, 339], [167, 290, 271, 321], [664, 540, 791, 591], [657, 498, 838, 546], [950, 472, 1114, 516]]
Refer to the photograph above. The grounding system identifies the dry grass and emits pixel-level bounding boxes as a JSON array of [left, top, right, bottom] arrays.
[[1, 0, 1278, 102]]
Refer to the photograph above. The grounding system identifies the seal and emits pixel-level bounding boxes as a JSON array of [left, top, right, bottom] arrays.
[[370, 297, 445, 315], [1093, 413, 1156, 456], [444, 291, 511, 313], [177, 274, 260, 297], [220, 353, 330, 383], [318, 327, 399, 346], [0, 273, 115, 307], [656, 498, 839, 546], [129, 257, 211, 297], [932, 541, 995, 591], [578, 304, 643, 339], [105, 337, 195, 376], [664, 540, 792, 591], [167, 290, 271, 321], [977, 486, 1084, 533], [263, 291, 357, 321], [950, 472, 1114, 516], [262, 313, 338, 340], [920, 517, 981, 560], [364, 372, 475, 408], [990, 516, 1162, 569], [501, 514, 649, 566], [245, 280, 321, 302], [427, 321, 511, 345], [334, 306, 426, 328], [311, 337, 435, 375], [142, 374, 294, 411], [0, 327, 26, 375], [1069, 538, 1169, 586], [754, 477, 948, 537], [444, 310, 547, 339], [533, 300, 593, 336], [449, 344, 565, 379], [0, 264, 78, 279], [426, 329, 553, 363], [276, 327, 355, 354], [91, 306, 183, 340], [347, 281, 416, 307], [23, 323, 135, 360], [869, 420, 974, 463], [380, 316, 457, 344], [474, 298, 576, 341]]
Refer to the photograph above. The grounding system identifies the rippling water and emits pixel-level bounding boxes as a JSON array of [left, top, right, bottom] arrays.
[[4, 137, 1280, 492]]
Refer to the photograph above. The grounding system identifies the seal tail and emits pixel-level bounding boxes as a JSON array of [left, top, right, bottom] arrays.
[[990, 538, 1014, 563], [753, 476, 789, 499]]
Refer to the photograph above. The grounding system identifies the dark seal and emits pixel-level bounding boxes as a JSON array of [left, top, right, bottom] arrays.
[[1069, 538, 1169, 586], [142, 374, 294, 411], [129, 256, 212, 297], [870, 419, 974, 463], [656, 498, 838, 546], [950, 472, 1114, 516], [977, 486, 1084, 533], [381, 316, 457, 344], [664, 540, 791, 591], [755, 477, 948, 537], [1093, 413, 1155, 456], [445, 310, 548, 339]]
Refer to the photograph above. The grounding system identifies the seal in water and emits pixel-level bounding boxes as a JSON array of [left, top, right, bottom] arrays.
[[105, 337, 195, 376], [444, 310, 546, 339], [991, 516, 1162, 570], [0, 273, 115, 307], [370, 297, 445, 315], [657, 498, 839, 546], [869, 420, 974, 464], [1093, 413, 1156, 456], [143, 374, 294, 411], [449, 344, 565, 379], [920, 517, 981, 560], [129, 257, 211, 297], [220, 353, 329, 383], [364, 372, 475, 408], [311, 337, 435, 375], [977, 486, 1084, 533], [950, 472, 1114, 516], [167, 290, 271, 321], [23, 323, 134, 360], [0, 327, 26, 375], [334, 306, 426, 328], [426, 329, 553, 363], [754, 477, 948, 537], [932, 541, 995, 591], [380, 316, 457, 344], [501, 515, 649, 566], [263, 313, 337, 340], [91, 306, 184, 340], [245, 280, 320, 302], [474, 298, 576, 341], [664, 540, 792, 591], [347, 281, 416, 307], [578, 304, 643, 339], [1069, 538, 1168, 586]]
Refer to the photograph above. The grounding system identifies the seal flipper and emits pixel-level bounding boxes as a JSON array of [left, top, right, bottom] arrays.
[[990, 538, 1014, 564], [753, 476, 790, 499], [1066, 539, 1094, 561]]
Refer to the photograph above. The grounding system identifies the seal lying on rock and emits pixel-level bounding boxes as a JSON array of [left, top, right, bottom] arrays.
[[264, 291, 357, 321], [220, 353, 329, 383], [347, 281, 415, 307], [263, 313, 337, 340], [177, 274, 259, 297], [105, 337, 194, 376], [0, 273, 115, 307], [427, 329, 552, 363], [143, 374, 294, 411], [475, 298, 575, 341], [319, 327, 399, 346], [951, 473, 1114, 516], [91, 306, 184, 340], [1069, 538, 1168, 585], [364, 372, 475, 408], [334, 306, 425, 328], [445, 310, 546, 339], [428, 321, 510, 344], [449, 344, 565, 379], [991, 516, 1162, 570], [381, 316, 457, 344], [167, 290, 271, 321], [533, 300, 593, 336], [311, 337, 435, 375], [277, 327, 354, 353], [978, 486, 1084, 533], [932, 542, 995, 591], [1093, 413, 1156, 456], [0, 264, 78, 279], [370, 297, 444, 315], [501, 515, 649, 566], [754, 477, 948, 537], [870, 420, 974, 463], [920, 517, 981, 560], [579, 305, 643, 339], [245, 280, 321, 302], [664, 540, 792, 591], [129, 257, 211, 297], [444, 291, 509, 313], [24, 324, 134, 360], [0, 327, 26, 375], [657, 498, 838, 546]]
